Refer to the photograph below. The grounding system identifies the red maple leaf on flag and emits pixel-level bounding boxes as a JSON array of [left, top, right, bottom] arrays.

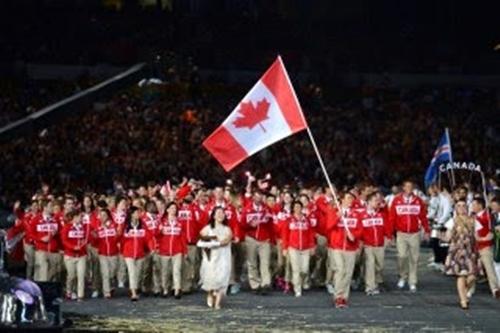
[[232, 98, 270, 132]]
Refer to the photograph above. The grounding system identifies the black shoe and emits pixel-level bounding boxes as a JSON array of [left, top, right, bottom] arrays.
[[260, 286, 271, 295], [174, 291, 182, 299], [252, 287, 261, 295]]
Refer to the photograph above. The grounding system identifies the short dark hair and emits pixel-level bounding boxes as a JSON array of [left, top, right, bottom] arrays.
[[472, 197, 485, 209]]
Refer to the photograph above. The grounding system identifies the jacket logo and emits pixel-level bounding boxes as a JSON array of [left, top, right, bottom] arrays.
[[37, 223, 58, 232], [68, 230, 85, 238], [396, 205, 420, 215], [162, 226, 182, 235], [98, 229, 116, 238], [125, 229, 146, 237], [362, 218, 384, 227], [339, 218, 357, 227]]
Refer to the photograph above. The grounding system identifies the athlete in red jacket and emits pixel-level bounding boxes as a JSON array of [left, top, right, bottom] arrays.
[[359, 192, 393, 295], [61, 211, 89, 300], [94, 209, 120, 298], [389, 180, 429, 292], [32, 200, 61, 282], [121, 207, 152, 301], [281, 201, 317, 297], [241, 191, 273, 293], [325, 192, 362, 307], [471, 197, 500, 297]]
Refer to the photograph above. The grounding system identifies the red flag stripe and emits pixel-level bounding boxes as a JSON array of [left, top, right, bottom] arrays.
[[202, 126, 248, 171], [261, 57, 307, 133]]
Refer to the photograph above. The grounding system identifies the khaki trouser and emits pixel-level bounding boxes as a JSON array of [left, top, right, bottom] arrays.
[[182, 245, 200, 292], [289, 248, 312, 294], [310, 235, 327, 287], [327, 248, 337, 285], [160, 253, 183, 292], [124, 257, 144, 290], [24, 243, 35, 280], [479, 247, 499, 295], [141, 252, 161, 293], [364, 246, 385, 291], [64, 255, 87, 299], [332, 249, 357, 300], [117, 255, 128, 286], [396, 232, 420, 286], [245, 236, 271, 289], [99, 255, 118, 296], [34, 250, 61, 282], [230, 242, 246, 285], [87, 245, 101, 292]]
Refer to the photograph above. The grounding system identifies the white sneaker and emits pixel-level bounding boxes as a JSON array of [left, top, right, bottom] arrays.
[[71, 292, 78, 300], [366, 289, 380, 296], [326, 284, 335, 295], [466, 289, 473, 299], [409, 285, 417, 293], [397, 279, 406, 289], [91, 291, 99, 299], [118, 282, 125, 288], [295, 291, 302, 297], [427, 262, 437, 268]]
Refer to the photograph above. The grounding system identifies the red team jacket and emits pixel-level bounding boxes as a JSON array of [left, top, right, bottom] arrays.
[[141, 212, 160, 251], [281, 214, 316, 251], [94, 221, 121, 256], [358, 208, 392, 247], [31, 213, 60, 253], [474, 210, 493, 250], [61, 223, 89, 257], [177, 203, 201, 245], [157, 217, 187, 256], [326, 207, 362, 252], [389, 194, 429, 234], [121, 226, 151, 259], [241, 203, 273, 242]]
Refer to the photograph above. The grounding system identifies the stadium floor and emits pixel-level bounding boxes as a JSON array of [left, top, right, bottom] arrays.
[[62, 247, 500, 332]]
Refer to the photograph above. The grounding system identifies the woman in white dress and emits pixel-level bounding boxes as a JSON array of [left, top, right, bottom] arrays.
[[197, 206, 232, 309]]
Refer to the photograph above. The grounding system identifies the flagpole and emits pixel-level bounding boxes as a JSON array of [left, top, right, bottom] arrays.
[[305, 127, 341, 208], [277, 55, 350, 235], [277, 56, 341, 209], [445, 127, 456, 189]]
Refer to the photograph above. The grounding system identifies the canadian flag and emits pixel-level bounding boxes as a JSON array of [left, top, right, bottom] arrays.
[[203, 56, 308, 171]]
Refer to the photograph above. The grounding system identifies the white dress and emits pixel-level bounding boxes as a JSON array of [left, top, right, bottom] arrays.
[[198, 224, 232, 292]]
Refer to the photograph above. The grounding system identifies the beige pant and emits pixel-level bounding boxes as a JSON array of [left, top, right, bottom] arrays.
[[141, 252, 161, 293], [117, 255, 128, 286], [64, 255, 87, 298], [327, 248, 337, 285], [124, 257, 144, 290], [332, 249, 357, 299], [479, 247, 499, 295], [160, 253, 183, 292], [34, 251, 61, 282], [99, 255, 118, 296], [87, 245, 101, 292], [396, 232, 420, 286], [230, 242, 246, 285], [364, 246, 385, 291], [182, 245, 200, 292], [289, 248, 311, 294], [24, 243, 35, 280], [245, 236, 271, 289]]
